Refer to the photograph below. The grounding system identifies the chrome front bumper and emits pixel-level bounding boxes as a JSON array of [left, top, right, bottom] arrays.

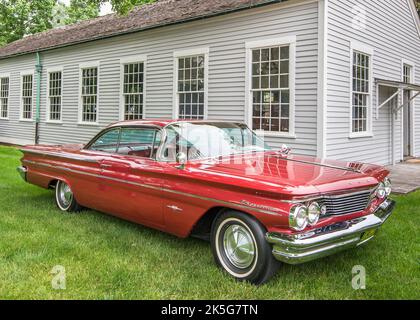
[[266, 199, 395, 264], [17, 166, 28, 182]]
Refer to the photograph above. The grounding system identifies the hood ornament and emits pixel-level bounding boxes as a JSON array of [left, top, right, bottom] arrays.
[[279, 144, 292, 156]]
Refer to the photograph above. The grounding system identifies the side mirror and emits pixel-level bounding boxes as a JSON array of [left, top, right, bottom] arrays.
[[175, 152, 187, 169]]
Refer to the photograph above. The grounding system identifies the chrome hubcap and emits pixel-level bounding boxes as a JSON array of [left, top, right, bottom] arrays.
[[59, 182, 73, 208], [223, 224, 255, 269]]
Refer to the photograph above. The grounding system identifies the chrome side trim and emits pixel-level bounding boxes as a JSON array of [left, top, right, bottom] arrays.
[[20, 149, 99, 163], [23, 159, 280, 216], [167, 205, 183, 212]]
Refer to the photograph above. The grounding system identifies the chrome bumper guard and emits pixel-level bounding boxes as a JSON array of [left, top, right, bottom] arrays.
[[17, 166, 28, 182], [266, 199, 395, 264]]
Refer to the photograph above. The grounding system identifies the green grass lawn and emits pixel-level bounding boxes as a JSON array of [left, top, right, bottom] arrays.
[[0, 145, 419, 300]]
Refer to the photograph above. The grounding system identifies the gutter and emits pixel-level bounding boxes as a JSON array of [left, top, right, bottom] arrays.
[[0, 0, 284, 60], [35, 52, 42, 144]]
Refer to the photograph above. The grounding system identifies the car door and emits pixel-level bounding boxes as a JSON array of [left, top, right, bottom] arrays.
[[97, 126, 165, 228], [77, 127, 122, 211]]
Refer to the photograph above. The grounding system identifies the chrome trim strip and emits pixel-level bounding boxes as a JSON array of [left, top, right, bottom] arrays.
[[23, 159, 280, 216], [21, 149, 99, 163], [269, 154, 363, 173]]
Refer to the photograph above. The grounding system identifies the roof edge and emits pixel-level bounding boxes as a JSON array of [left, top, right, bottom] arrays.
[[408, 0, 420, 39], [0, 0, 283, 61]]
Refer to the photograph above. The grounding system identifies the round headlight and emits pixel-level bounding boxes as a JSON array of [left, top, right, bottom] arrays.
[[289, 205, 308, 231], [384, 178, 392, 196], [376, 182, 386, 199], [307, 202, 321, 226]]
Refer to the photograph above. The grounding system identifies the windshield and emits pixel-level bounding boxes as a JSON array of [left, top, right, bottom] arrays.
[[160, 122, 271, 161]]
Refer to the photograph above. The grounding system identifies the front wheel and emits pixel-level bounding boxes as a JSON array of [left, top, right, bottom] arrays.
[[55, 180, 82, 213], [211, 211, 280, 285]]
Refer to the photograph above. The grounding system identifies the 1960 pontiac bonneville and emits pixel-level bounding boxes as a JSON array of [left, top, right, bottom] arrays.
[[18, 120, 395, 284]]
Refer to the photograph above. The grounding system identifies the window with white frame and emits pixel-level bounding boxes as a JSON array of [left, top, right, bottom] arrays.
[[403, 64, 412, 84], [177, 55, 205, 119], [123, 62, 144, 120], [251, 45, 290, 132], [21, 74, 33, 120], [48, 71, 62, 121], [81, 67, 98, 123], [0, 77, 9, 119], [351, 51, 371, 133]]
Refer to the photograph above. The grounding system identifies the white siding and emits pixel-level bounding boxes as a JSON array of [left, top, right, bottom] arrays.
[[0, 0, 320, 155], [326, 0, 420, 165]]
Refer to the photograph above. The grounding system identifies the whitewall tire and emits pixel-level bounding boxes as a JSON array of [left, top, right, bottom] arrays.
[[211, 211, 280, 285], [55, 180, 82, 213]]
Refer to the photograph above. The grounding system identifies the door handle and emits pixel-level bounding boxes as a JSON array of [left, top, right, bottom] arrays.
[[100, 163, 113, 168]]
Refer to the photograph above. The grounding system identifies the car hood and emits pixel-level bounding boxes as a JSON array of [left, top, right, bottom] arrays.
[[188, 151, 389, 198]]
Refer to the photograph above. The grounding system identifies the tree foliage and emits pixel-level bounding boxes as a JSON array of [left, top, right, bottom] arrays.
[[93, 0, 155, 15], [416, 0, 420, 17], [64, 0, 100, 25], [0, 0, 156, 47], [0, 0, 56, 46]]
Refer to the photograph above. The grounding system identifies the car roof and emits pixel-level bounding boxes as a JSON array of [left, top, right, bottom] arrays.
[[107, 119, 245, 129], [107, 119, 177, 128]]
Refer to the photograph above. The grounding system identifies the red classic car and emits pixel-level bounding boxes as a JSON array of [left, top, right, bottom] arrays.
[[17, 120, 395, 284]]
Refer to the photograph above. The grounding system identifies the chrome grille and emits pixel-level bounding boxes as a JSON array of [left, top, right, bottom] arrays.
[[319, 190, 373, 216]]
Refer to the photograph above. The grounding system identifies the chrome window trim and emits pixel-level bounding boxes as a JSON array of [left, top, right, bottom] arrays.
[[84, 124, 164, 160]]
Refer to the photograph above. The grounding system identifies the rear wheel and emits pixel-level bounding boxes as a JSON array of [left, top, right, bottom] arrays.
[[55, 180, 82, 213], [211, 211, 280, 285]]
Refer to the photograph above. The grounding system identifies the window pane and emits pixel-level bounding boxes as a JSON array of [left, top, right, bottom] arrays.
[[81, 67, 98, 122], [250, 45, 291, 133], [178, 54, 205, 119], [0, 77, 9, 118], [49, 71, 62, 121], [351, 51, 370, 133], [123, 62, 144, 120], [22, 74, 33, 119], [90, 129, 120, 153], [118, 128, 160, 157]]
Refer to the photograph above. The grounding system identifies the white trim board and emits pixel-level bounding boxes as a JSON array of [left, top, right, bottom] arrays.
[[407, 0, 420, 39], [400, 59, 416, 158], [317, 0, 328, 158]]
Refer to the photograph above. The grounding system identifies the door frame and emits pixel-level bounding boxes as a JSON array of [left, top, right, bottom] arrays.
[[401, 59, 416, 160]]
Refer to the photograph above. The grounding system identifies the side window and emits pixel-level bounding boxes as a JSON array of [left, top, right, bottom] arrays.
[[117, 128, 161, 158], [89, 129, 120, 153]]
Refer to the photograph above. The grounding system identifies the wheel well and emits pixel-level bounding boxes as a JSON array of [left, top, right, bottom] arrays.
[[190, 206, 259, 241], [48, 179, 58, 189], [190, 207, 227, 241]]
